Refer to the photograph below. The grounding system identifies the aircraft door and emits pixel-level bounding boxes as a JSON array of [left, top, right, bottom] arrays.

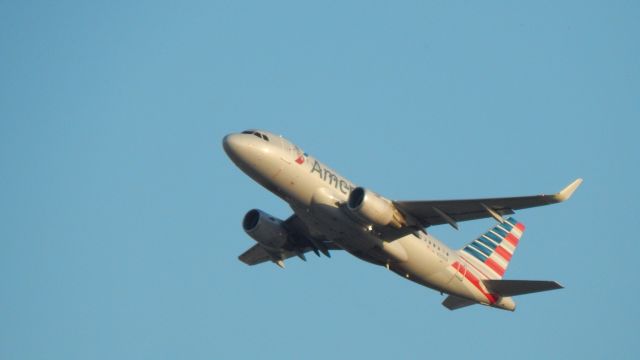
[[279, 138, 294, 164], [454, 264, 466, 282], [279, 139, 304, 165]]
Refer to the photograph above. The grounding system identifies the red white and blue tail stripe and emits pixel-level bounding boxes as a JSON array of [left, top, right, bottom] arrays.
[[459, 217, 525, 279]]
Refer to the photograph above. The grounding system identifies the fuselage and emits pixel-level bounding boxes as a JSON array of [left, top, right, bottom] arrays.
[[223, 130, 515, 310]]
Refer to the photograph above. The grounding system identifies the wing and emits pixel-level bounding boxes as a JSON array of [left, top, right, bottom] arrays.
[[238, 214, 342, 267], [395, 179, 582, 228]]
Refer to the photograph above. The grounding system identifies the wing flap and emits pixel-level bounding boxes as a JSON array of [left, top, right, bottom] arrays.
[[482, 280, 564, 297]]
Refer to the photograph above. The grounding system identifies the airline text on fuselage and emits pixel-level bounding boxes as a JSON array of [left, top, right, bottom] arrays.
[[310, 160, 354, 195]]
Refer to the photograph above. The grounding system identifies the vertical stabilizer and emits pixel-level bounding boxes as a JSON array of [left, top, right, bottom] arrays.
[[459, 217, 525, 279]]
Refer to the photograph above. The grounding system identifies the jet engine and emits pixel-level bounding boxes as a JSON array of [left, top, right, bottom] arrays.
[[242, 209, 289, 249], [347, 187, 406, 229]]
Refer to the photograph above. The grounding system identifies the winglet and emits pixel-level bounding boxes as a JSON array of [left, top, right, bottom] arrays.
[[554, 178, 583, 202]]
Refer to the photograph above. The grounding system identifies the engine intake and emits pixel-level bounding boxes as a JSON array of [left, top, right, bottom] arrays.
[[347, 187, 406, 229], [242, 209, 289, 250]]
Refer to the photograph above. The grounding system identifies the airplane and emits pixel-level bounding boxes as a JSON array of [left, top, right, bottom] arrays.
[[223, 129, 582, 311]]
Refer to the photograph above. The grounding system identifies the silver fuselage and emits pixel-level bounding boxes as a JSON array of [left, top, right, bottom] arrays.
[[224, 130, 515, 310]]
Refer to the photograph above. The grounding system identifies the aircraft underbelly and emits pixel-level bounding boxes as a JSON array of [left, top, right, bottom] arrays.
[[302, 187, 377, 250], [291, 186, 498, 303], [388, 238, 446, 281], [379, 236, 481, 301]]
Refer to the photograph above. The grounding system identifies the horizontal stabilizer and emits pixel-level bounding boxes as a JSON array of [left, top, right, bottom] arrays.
[[483, 279, 563, 297], [442, 295, 477, 310]]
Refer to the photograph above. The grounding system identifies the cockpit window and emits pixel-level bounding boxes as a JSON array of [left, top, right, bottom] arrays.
[[242, 130, 269, 142]]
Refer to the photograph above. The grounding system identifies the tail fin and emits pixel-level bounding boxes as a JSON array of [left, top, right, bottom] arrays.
[[459, 217, 525, 279]]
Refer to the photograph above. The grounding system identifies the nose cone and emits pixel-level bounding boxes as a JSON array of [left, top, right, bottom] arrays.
[[223, 133, 257, 168], [223, 131, 281, 185], [223, 133, 243, 158]]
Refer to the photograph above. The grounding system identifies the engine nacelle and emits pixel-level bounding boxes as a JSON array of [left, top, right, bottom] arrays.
[[242, 209, 289, 249], [347, 187, 406, 229]]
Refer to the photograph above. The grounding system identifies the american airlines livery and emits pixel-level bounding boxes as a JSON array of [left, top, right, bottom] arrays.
[[223, 130, 582, 311]]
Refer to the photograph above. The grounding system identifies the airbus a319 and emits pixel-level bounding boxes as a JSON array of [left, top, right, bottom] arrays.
[[223, 130, 582, 311]]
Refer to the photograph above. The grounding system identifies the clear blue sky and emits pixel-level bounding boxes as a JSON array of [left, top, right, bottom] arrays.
[[1, 1, 639, 359]]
